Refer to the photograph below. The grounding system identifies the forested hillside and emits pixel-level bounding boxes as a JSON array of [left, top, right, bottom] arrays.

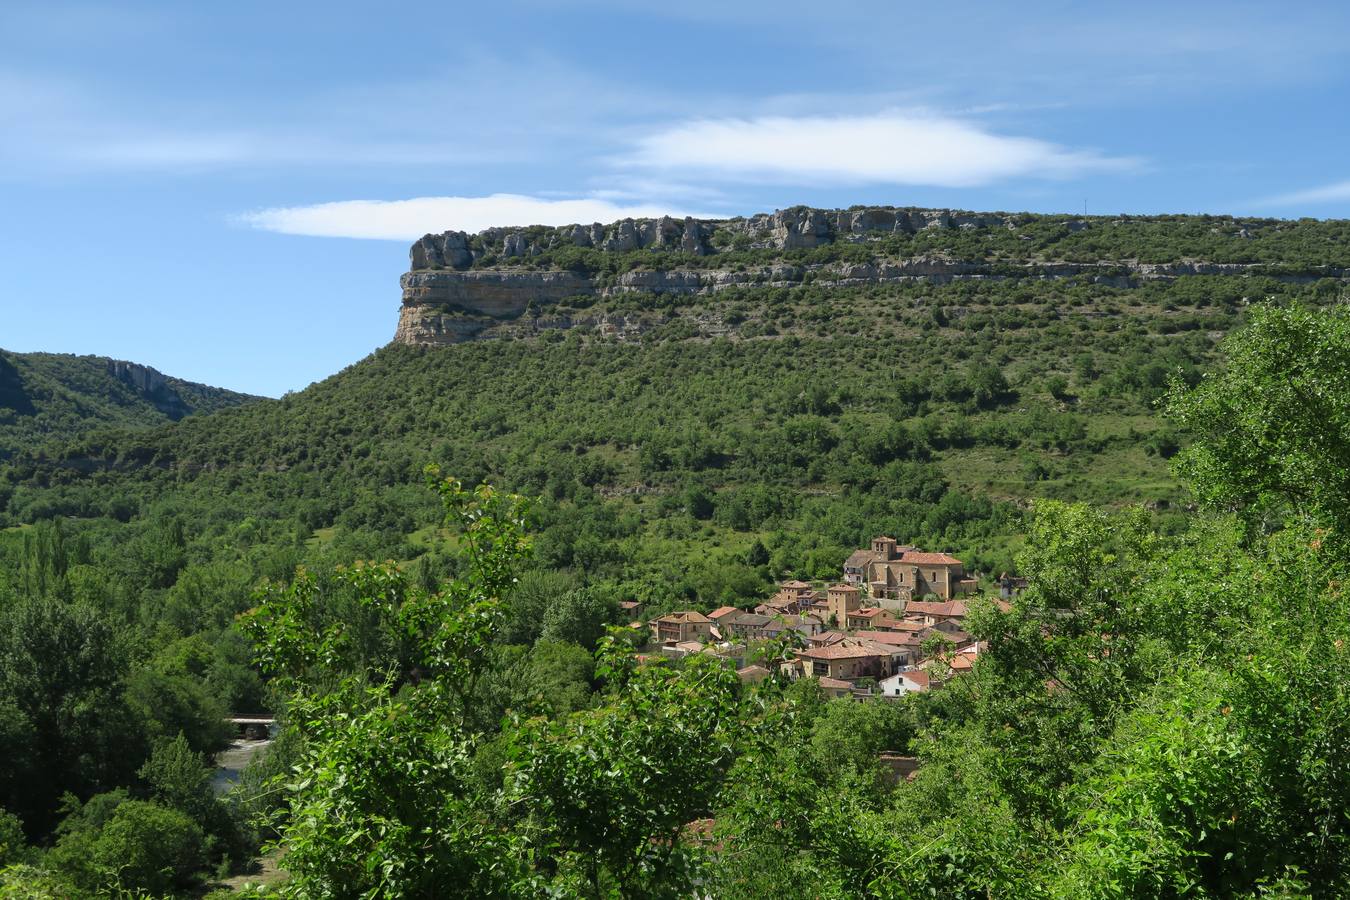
[[0, 349, 258, 461], [2, 210, 1350, 896]]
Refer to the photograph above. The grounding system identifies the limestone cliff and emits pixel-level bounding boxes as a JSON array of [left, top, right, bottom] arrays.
[[393, 205, 1349, 346]]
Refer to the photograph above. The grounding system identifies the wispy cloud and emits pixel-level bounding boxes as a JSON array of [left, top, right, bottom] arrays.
[[238, 193, 716, 240], [620, 111, 1140, 188], [1261, 179, 1350, 207]]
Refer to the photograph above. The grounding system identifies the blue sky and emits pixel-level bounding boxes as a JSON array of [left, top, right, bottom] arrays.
[[4, 0, 1350, 397]]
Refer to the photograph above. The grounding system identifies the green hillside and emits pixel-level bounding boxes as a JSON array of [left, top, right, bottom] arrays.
[[2, 256, 1343, 601], [1, 276, 1267, 586], [3, 210, 1350, 896], [0, 350, 258, 461]]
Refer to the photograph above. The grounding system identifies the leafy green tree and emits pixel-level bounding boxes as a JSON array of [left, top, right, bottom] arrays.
[[124, 666, 231, 756], [539, 588, 615, 650], [80, 800, 204, 895], [138, 733, 215, 827], [508, 642, 744, 897], [500, 569, 579, 645], [0, 598, 140, 834], [242, 472, 534, 897], [0, 808, 30, 868], [1169, 303, 1350, 532], [518, 639, 595, 716]]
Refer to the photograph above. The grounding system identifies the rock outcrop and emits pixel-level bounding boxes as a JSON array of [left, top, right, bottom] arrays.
[[392, 205, 1349, 346], [107, 360, 193, 419]]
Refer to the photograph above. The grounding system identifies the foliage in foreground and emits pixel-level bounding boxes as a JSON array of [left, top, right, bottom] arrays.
[[243, 305, 1350, 898]]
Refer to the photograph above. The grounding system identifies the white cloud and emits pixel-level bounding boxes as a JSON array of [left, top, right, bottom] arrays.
[[238, 193, 716, 241], [622, 111, 1138, 188], [1262, 179, 1350, 206]]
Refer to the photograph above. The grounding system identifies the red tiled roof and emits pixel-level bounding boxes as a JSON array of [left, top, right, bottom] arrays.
[[818, 676, 854, 689], [899, 551, 964, 566], [903, 670, 932, 689], [656, 611, 711, 624], [906, 600, 969, 617], [708, 606, 740, 621], [848, 607, 889, 619], [853, 630, 922, 647], [798, 640, 895, 660], [844, 550, 879, 568]]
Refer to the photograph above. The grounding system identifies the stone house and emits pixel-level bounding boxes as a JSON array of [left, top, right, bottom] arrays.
[[846, 607, 901, 631], [650, 611, 713, 644], [795, 638, 901, 681], [737, 664, 771, 685], [761, 612, 823, 642], [817, 676, 855, 699], [905, 599, 969, 627], [825, 583, 862, 627], [723, 611, 774, 640], [844, 537, 978, 603]]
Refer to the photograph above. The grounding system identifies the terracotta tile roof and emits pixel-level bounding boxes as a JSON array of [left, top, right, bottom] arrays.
[[780, 580, 812, 589], [708, 606, 740, 621], [656, 610, 711, 624], [844, 550, 879, 569], [736, 664, 771, 682], [884, 620, 928, 632], [849, 607, 889, 619], [903, 670, 932, 689], [899, 551, 964, 566], [818, 676, 854, 690], [798, 639, 895, 661], [906, 600, 969, 618], [853, 630, 922, 647]]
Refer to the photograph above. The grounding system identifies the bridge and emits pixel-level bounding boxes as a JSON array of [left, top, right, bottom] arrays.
[[228, 716, 276, 740]]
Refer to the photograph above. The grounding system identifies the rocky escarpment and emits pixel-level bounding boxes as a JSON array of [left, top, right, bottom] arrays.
[[408, 206, 1017, 270], [394, 205, 1350, 346], [107, 360, 194, 419]]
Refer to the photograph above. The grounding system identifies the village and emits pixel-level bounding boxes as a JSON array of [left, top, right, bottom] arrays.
[[636, 536, 1025, 700]]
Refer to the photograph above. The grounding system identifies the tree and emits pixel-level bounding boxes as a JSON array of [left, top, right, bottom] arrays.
[[242, 472, 534, 897], [0, 597, 141, 834], [138, 733, 215, 827], [0, 807, 30, 867], [1168, 303, 1350, 532], [508, 641, 745, 896], [539, 588, 615, 650], [86, 800, 204, 895]]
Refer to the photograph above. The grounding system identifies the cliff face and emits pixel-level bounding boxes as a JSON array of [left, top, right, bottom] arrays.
[[406, 206, 1012, 272], [393, 205, 1349, 346]]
